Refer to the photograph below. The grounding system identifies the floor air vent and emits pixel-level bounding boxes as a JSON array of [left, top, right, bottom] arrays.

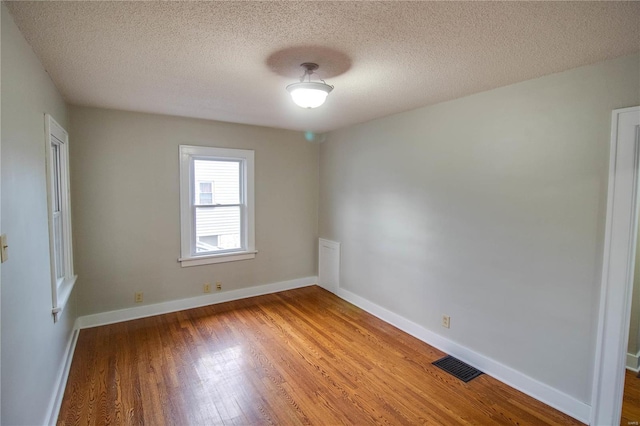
[[432, 355, 483, 382]]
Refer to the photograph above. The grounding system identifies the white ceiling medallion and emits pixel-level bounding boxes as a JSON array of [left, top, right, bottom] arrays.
[[286, 63, 334, 109]]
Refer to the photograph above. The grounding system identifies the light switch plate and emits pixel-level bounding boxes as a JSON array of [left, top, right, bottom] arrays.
[[1, 234, 7, 263]]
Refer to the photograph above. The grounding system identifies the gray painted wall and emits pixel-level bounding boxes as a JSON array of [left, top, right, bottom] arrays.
[[68, 106, 319, 316], [319, 54, 640, 403], [1, 5, 77, 425]]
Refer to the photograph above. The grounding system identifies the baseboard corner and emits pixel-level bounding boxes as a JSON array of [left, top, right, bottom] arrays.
[[626, 351, 640, 372]]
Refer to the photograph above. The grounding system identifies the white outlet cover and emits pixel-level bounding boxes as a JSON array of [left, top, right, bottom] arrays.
[[442, 315, 450, 328]]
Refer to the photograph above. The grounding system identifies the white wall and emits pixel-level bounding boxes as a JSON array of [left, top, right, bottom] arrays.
[[319, 54, 640, 404], [1, 4, 77, 425], [69, 106, 319, 316]]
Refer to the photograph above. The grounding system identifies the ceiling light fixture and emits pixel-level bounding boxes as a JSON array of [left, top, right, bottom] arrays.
[[286, 63, 334, 109]]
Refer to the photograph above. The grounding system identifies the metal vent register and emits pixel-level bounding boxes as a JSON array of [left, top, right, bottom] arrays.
[[432, 355, 483, 382]]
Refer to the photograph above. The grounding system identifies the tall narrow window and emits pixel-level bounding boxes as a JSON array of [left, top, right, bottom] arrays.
[[52, 142, 64, 282], [45, 114, 76, 322], [179, 145, 255, 267]]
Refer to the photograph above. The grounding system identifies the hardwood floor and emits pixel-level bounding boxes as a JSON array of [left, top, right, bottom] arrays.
[[622, 370, 640, 425], [58, 286, 583, 425]]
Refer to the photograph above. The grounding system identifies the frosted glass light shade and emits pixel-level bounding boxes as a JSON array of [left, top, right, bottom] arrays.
[[286, 82, 333, 108]]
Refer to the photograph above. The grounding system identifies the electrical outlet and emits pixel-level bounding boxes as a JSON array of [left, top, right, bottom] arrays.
[[442, 315, 450, 329], [215, 282, 222, 291], [204, 283, 211, 293], [134, 292, 143, 303]]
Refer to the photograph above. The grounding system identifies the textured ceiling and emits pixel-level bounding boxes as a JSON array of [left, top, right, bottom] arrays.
[[5, 1, 640, 133]]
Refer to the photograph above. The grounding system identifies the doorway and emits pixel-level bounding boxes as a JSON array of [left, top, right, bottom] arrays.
[[622, 210, 640, 424], [591, 106, 640, 425]]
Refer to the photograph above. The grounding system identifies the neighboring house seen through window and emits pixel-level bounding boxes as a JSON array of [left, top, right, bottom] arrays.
[[179, 145, 256, 267]]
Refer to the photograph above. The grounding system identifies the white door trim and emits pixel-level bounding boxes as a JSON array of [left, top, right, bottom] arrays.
[[591, 106, 640, 425]]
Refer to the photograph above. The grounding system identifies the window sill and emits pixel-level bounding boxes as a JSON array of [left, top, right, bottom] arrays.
[[52, 274, 77, 322], [179, 250, 257, 267]]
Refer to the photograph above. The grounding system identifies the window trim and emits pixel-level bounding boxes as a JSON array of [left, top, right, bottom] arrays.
[[179, 145, 256, 267], [45, 114, 77, 322]]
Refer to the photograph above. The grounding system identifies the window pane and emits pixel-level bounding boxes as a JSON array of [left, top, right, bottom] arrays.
[[195, 206, 241, 253], [52, 143, 61, 212], [53, 212, 64, 280], [199, 182, 212, 193], [194, 159, 240, 205], [199, 193, 213, 205]]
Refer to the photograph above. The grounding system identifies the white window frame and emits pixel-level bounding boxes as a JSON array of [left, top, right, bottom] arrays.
[[179, 145, 256, 267], [45, 114, 77, 322]]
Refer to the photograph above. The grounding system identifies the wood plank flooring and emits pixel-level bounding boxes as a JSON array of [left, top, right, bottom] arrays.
[[623, 370, 640, 425], [58, 286, 584, 425]]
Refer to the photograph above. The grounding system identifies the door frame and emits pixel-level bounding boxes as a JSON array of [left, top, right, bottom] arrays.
[[591, 106, 640, 425]]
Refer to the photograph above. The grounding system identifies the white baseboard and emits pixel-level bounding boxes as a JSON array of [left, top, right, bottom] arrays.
[[627, 351, 640, 372], [336, 287, 591, 424], [44, 326, 79, 426], [62, 278, 589, 423], [76, 276, 317, 329]]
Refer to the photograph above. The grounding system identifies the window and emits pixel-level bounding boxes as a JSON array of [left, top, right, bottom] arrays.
[[179, 145, 256, 267], [45, 114, 77, 322], [198, 181, 214, 205]]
